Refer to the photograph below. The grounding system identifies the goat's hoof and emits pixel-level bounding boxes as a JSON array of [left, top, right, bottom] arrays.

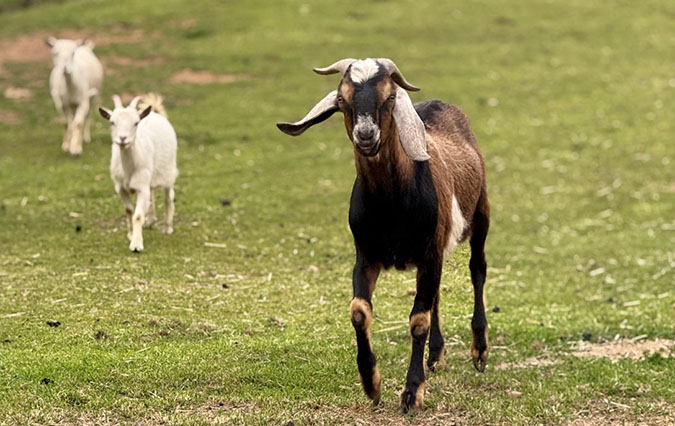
[[61, 143, 70, 152], [471, 330, 489, 373], [162, 226, 174, 235], [129, 243, 144, 253], [69, 148, 82, 156], [427, 347, 446, 372], [399, 382, 425, 414], [471, 345, 488, 372]]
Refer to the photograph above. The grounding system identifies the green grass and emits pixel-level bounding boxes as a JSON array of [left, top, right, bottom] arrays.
[[0, 0, 673, 424]]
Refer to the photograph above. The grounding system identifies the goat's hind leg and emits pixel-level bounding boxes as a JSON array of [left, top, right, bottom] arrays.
[[145, 190, 157, 228], [401, 257, 442, 413], [351, 256, 381, 404], [426, 291, 445, 371], [162, 187, 175, 235], [470, 191, 490, 372]]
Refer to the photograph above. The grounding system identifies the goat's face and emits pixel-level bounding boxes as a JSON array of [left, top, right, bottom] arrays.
[[98, 96, 152, 149], [277, 58, 430, 162], [336, 59, 399, 157], [45, 38, 94, 74]]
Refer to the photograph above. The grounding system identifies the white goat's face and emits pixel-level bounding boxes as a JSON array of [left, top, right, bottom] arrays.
[[99, 97, 152, 148], [46, 38, 79, 72]]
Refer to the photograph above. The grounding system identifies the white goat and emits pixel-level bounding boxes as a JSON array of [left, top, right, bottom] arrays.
[[46, 37, 103, 156], [98, 94, 178, 252]]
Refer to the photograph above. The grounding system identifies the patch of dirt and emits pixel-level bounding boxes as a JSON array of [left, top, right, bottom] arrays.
[[102, 55, 166, 74], [0, 108, 21, 124], [168, 69, 250, 85], [4, 86, 32, 100], [0, 29, 149, 74], [572, 338, 675, 362], [495, 356, 562, 370]]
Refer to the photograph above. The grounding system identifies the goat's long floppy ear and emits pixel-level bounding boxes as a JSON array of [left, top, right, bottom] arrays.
[[393, 88, 430, 161], [45, 37, 56, 47], [99, 107, 112, 121], [276, 90, 339, 136]]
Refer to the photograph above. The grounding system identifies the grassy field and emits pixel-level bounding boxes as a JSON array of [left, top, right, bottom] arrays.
[[0, 0, 673, 424]]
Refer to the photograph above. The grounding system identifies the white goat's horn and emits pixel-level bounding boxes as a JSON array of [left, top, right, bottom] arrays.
[[313, 58, 356, 75], [375, 58, 420, 91], [112, 94, 123, 108], [129, 96, 142, 109]]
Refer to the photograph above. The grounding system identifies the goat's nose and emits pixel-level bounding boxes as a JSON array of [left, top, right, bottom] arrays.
[[119, 136, 127, 142], [358, 128, 374, 141]]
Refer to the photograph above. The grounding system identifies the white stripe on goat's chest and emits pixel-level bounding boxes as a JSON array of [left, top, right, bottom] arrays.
[[446, 196, 468, 253], [349, 58, 379, 83]]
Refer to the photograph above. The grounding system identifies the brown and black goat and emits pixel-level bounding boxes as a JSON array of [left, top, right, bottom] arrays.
[[277, 58, 490, 412]]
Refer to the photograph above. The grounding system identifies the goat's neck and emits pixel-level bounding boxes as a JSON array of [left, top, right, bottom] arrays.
[[354, 129, 415, 195], [118, 140, 142, 171]]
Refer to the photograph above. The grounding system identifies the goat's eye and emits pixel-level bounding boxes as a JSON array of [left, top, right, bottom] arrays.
[[110, 121, 115, 126], [134, 121, 139, 126], [337, 95, 344, 103], [388, 94, 396, 101]]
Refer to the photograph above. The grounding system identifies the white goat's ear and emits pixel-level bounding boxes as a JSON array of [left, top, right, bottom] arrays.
[[276, 90, 339, 136], [393, 88, 430, 161], [82, 39, 95, 50], [99, 107, 112, 121], [46, 37, 56, 47], [139, 105, 152, 120]]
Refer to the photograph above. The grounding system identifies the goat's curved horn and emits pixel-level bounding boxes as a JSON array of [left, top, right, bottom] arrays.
[[129, 96, 142, 109], [376, 58, 420, 91], [112, 94, 123, 109], [313, 58, 356, 75]]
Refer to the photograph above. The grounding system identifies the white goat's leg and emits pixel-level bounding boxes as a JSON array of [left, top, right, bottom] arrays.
[[118, 188, 134, 240], [83, 94, 97, 143], [163, 187, 175, 235], [83, 110, 91, 143], [62, 107, 74, 152], [69, 99, 90, 156], [129, 188, 150, 252], [145, 190, 157, 228]]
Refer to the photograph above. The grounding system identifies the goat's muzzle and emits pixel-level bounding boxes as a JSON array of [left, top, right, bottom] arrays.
[[354, 138, 381, 157]]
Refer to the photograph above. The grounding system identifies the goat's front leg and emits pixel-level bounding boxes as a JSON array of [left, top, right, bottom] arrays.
[[400, 257, 442, 413], [351, 255, 381, 404], [61, 106, 74, 152], [68, 99, 90, 156], [117, 186, 134, 240], [129, 187, 150, 252]]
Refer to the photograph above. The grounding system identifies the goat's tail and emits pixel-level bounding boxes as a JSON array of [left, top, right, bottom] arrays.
[[139, 92, 167, 118]]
